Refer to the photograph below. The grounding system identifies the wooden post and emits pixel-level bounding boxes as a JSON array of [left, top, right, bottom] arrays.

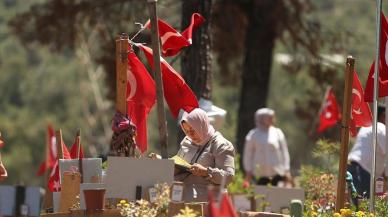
[[115, 33, 129, 115], [76, 129, 83, 183], [148, 0, 169, 158], [76, 129, 81, 159], [335, 56, 355, 212], [56, 129, 64, 160]]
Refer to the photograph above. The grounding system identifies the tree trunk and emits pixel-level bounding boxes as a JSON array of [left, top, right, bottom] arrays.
[[236, 0, 280, 162], [181, 0, 212, 100], [179, 0, 212, 142]]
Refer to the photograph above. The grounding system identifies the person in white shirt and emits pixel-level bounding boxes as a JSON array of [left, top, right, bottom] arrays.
[[347, 106, 386, 198], [243, 108, 291, 186]]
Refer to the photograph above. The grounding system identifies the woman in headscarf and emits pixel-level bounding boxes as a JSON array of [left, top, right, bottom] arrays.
[[174, 108, 235, 202], [243, 108, 291, 186]]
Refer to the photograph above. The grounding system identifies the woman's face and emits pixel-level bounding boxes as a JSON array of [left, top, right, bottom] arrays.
[[181, 121, 202, 144], [262, 115, 274, 127]]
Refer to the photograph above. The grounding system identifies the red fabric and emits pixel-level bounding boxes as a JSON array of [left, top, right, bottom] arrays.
[[145, 13, 205, 57], [208, 192, 238, 217], [364, 12, 388, 102], [138, 44, 198, 118], [37, 125, 57, 176], [317, 89, 341, 133], [70, 136, 84, 159], [208, 191, 221, 217], [0, 138, 4, 149], [219, 193, 239, 217], [48, 139, 71, 192], [350, 71, 373, 136], [182, 13, 205, 44], [127, 47, 156, 153]]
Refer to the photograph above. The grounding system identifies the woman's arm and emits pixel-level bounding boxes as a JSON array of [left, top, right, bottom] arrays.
[[243, 131, 255, 181], [278, 129, 290, 175], [205, 142, 235, 185]]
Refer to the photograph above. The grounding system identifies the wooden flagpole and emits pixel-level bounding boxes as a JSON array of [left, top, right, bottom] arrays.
[[56, 129, 64, 160], [115, 33, 129, 116], [147, 0, 169, 159], [76, 129, 83, 183], [335, 56, 354, 212], [76, 129, 81, 159]]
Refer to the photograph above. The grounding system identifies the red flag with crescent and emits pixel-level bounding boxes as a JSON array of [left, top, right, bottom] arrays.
[[364, 12, 388, 102], [126, 47, 156, 153], [37, 125, 57, 176], [47, 139, 71, 192], [351, 71, 372, 136], [138, 44, 199, 118], [317, 88, 341, 133], [70, 135, 84, 159], [144, 13, 205, 57]]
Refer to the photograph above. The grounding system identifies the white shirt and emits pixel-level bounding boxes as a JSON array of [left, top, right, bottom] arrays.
[[348, 123, 387, 176], [243, 126, 290, 177]]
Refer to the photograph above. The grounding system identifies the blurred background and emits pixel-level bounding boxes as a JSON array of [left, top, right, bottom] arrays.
[[0, 0, 383, 186]]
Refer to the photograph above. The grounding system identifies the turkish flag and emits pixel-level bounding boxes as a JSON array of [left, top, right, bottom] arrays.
[[208, 191, 221, 217], [317, 89, 341, 133], [145, 13, 205, 57], [182, 13, 205, 44], [208, 192, 238, 217], [37, 125, 57, 176], [220, 193, 239, 217], [364, 12, 388, 102], [70, 135, 84, 159], [48, 139, 71, 192], [350, 71, 373, 136], [127, 47, 156, 153], [138, 44, 199, 118]]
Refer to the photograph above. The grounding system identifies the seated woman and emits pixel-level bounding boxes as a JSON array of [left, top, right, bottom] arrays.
[[0, 153, 7, 181], [174, 108, 235, 202]]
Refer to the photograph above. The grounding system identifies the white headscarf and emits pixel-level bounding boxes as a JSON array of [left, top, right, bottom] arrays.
[[181, 108, 216, 146], [254, 108, 275, 129]]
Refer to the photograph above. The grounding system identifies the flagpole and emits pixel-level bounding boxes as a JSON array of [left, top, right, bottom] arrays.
[[148, 0, 169, 159], [370, 0, 383, 212], [335, 56, 355, 212]]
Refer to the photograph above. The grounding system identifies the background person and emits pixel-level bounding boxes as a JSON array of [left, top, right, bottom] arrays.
[[243, 108, 291, 186], [347, 106, 386, 198], [174, 108, 235, 202]]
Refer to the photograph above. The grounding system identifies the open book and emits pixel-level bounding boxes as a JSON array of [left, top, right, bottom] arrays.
[[170, 155, 192, 171]]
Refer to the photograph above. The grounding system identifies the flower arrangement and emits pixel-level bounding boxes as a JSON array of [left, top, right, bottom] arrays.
[[117, 183, 171, 217], [174, 207, 198, 217], [300, 166, 388, 216]]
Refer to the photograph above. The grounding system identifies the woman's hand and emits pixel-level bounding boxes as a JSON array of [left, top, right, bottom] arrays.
[[190, 163, 208, 177], [147, 152, 161, 159]]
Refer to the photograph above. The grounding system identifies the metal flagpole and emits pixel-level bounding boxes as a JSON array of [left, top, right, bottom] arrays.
[[370, 0, 383, 212]]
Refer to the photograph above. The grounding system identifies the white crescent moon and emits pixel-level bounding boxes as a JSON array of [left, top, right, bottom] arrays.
[[127, 65, 137, 101], [352, 88, 362, 115], [385, 39, 388, 65]]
